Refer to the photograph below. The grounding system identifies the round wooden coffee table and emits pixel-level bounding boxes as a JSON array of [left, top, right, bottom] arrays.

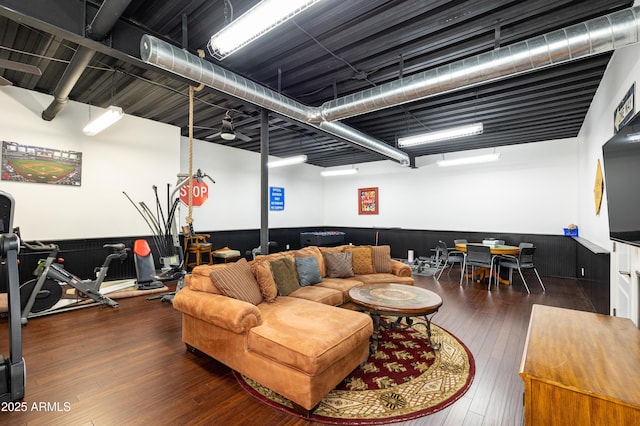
[[348, 284, 443, 352]]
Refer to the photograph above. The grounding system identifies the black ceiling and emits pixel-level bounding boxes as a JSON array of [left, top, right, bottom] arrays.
[[0, 0, 633, 168]]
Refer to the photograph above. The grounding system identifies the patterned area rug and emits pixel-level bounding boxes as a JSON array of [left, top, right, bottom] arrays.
[[235, 318, 475, 424]]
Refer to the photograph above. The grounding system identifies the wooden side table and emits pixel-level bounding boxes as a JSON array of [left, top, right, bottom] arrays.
[[520, 305, 640, 425]]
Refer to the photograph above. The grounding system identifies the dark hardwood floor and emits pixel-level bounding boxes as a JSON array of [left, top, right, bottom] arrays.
[[0, 269, 594, 426]]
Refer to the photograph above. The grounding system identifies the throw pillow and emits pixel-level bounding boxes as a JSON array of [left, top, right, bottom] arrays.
[[295, 246, 326, 277], [250, 258, 279, 303], [371, 245, 392, 273], [295, 256, 323, 286], [323, 251, 354, 278], [346, 246, 375, 274], [209, 258, 263, 305], [270, 257, 300, 296]]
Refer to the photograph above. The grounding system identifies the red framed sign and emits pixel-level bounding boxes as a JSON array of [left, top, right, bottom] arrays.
[[358, 187, 378, 215]]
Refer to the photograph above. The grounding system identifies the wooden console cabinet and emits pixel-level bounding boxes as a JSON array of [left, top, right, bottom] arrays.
[[520, 305, 640, 425]]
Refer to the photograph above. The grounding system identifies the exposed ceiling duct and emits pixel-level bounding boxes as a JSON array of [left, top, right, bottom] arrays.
[[140, 35, 411, 166], [141, 6, 640, 165], [41, 0, 132, 121], [319, 6, 640, 122]]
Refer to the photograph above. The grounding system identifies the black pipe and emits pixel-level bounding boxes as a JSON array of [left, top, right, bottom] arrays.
[[41, 0, 132, 121]]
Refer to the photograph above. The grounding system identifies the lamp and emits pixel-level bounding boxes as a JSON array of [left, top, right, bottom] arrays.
[[207, 0, 325, 60], [320, 168, 358, 177], [82, 105, 124, 136], [436, 153, 501, 167], [267, 154, 308, 168], [398, 123, 483, 147]]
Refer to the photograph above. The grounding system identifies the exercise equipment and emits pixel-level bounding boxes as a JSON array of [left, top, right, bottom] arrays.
[[1, 190, 25, 402], [133, 239, 164, 290], [19, 241, 127, 325]]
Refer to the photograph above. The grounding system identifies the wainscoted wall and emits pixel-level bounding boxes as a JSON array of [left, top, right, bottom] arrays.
[[575, 238, 610, 315], [7, 227, 609, 313]]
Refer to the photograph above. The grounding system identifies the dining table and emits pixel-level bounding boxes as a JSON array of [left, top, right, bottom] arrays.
[[455, 242, 520, 285]]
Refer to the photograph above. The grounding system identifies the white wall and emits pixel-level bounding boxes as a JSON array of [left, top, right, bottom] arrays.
[[577, 41, 640, 249], [323, 139, 578, 234], [0, 86, 180, 240], [0, 86, 589, 242], [178, 137, 325, 232], [179, 137, 578, 236]]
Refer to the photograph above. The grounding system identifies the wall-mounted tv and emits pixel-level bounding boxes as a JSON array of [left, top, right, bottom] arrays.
[[602, 111, 640, 247]]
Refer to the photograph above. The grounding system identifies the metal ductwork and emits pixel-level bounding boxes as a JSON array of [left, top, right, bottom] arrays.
[[140, 35, 411, 166], [140, 5, 640, 165], [42, 0, 131, 121], [319, 6, 640, 121]]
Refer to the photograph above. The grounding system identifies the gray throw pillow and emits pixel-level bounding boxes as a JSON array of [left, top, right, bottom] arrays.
[[270, 257, 300, 296], [295, 256, 323, 286], [323, 251, 354, 278]]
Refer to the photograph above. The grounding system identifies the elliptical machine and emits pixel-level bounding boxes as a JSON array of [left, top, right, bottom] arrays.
[[1, 191, 25, 402]]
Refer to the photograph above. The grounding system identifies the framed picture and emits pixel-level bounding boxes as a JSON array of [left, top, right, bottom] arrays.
[[2, 141, 82, 186], [358, 187, 378, 215], [614, 82, 635, 133]]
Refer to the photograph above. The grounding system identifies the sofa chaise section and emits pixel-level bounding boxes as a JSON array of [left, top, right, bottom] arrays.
[[174, 286, 372, 413]]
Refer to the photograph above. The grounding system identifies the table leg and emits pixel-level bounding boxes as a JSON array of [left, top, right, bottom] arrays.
[[422, 314, 440, 350], [370, 313, 380, 353], [390, 314, 440, 350]]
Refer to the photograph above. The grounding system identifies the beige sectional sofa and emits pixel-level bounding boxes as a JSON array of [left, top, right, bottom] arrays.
[[173, 244, 413, 414]]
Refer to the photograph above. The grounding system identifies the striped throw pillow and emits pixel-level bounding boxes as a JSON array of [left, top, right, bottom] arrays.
[[371, 245, 392, 273], [210, 258, 263, 305]]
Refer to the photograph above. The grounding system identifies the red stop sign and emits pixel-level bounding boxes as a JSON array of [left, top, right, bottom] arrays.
[[180, 178, 209, 206]]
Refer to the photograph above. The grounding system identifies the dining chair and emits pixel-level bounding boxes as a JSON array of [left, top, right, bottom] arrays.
[[462, 244, 496, 290], [435, 240, 465, 280], [497, 246, 545, 293]]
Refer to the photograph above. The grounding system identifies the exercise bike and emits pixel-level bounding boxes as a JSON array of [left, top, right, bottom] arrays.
[[19, 241, 128, 325]]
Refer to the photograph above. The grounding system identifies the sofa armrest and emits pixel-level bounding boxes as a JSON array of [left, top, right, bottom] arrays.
[[391, 259, 412, 277], [173, 287, 262, 334]]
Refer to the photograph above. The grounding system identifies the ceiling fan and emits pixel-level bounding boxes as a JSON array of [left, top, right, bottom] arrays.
[[206, 111, 252, 142], [0, 58, 42, 86]]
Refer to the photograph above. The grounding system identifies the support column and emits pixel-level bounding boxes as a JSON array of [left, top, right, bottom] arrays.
[[260, 108, 269, 254]]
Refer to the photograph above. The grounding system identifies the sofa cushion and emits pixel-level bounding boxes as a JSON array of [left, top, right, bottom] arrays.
[[371, 245, 392, 273], [209, 258, 263, 305], [323, 251, 354, 278], [250, 259, 279, 303], [248, 297, 373, 375], [289, 285, 343, 306], [354, 273, 414, 286], [295, 256, 323, 287], [316, 278, 363, 301], [270, 257, 300, 296], [345, 246, 375, 274]]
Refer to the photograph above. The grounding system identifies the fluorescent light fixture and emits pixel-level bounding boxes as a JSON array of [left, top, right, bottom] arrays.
[[320, 168, 358, 177], [436, 153, 500, 167], [267, 154, 308, 168], [207, 0, 325, 60], [82, 105, 124, 136], [398, 123, 483, 147]]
